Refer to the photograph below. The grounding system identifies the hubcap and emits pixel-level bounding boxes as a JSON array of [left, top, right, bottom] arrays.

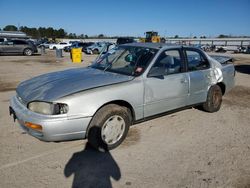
[[101, 115, 125, 145], [26, 49, 32, 55]]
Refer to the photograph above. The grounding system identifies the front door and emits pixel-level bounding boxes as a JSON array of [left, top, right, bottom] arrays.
[[2, 41, 16, 53], [144, 49, 189, 117]]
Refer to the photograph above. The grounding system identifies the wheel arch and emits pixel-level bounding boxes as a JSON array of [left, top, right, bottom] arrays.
[[85, 100, 135, 138], [217, 82, 226, 95]]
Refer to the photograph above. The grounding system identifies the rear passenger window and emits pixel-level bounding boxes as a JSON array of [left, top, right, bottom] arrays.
[[13, 40, 27, 45], [151, 50, 182, 75], [0, 38, 4, 44], [186, 50, 209, 71]]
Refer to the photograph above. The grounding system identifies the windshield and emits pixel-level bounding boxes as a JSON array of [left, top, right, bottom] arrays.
[[91, 46, 158, 76]]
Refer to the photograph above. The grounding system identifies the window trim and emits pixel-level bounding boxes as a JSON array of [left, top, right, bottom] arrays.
[[183, 47, 210, 72], [147, 48, 185, 77], [12, 40, 28, 45]]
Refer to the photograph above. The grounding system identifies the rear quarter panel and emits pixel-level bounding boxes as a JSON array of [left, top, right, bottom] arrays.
[[221, 64, 235, 93]]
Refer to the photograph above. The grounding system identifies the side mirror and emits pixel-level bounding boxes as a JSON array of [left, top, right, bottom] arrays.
[[148, 67, 165, 79], [125, 54, 134, 63]]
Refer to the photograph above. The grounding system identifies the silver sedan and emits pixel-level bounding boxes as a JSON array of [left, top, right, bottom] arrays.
[[9, 43, 235, 151]]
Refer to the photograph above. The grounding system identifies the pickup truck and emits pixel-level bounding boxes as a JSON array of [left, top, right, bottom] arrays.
[[49, 42, 71, 50], [9, 43, 235, 151]]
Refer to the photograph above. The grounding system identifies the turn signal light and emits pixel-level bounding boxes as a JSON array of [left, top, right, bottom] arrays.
[[25, 122, 43, 132]]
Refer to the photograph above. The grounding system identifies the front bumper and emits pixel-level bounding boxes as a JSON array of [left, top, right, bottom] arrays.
[[33, 48, 38, 53], [9, 95, 92, 142]]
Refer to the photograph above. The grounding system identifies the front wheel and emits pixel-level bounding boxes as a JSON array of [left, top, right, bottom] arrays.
[[87, 104, 131, 151], [23, 48, 33, 56], [202, 85, 222, 112]]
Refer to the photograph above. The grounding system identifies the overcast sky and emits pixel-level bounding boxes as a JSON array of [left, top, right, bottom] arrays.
[[0, 0, 249, 37]]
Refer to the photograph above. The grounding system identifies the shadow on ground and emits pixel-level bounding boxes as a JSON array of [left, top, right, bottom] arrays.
[[64, 142, 121, 188], [235, 64, 250, 75]]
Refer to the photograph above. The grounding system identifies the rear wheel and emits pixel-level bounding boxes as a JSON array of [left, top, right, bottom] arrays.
[[23, 48, 33, 56], [92, 49, 99, 54], [202, 85, 222, 112], [87, 104, 131, 151]]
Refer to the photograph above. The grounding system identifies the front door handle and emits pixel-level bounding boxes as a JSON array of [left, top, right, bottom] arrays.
[[180, 78, 188, 83]]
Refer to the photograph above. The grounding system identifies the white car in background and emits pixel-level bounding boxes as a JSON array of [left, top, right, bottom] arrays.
[[49, 42, 71, 50]]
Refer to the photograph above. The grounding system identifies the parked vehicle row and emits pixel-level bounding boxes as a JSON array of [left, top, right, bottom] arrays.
[[64, 42, 94, 52], [234, 45, 250, 54], [63, 37, 136, 55], [0, 36, 138, 56]]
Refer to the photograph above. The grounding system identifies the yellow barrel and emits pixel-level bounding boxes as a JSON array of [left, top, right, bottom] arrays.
[[71, 48, 82, 63]]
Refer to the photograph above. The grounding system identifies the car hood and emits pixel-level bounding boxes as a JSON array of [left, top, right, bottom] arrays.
[[16, 67, 133, 104]]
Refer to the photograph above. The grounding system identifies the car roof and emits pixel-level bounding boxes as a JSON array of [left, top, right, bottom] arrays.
[[121, 42, 183, 49], [120, 43, 204, 52]]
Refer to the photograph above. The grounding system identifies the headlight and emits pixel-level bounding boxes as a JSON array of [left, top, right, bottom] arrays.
[[28, 101, 68, 115]]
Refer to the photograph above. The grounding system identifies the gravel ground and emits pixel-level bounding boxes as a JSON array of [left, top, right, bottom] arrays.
[[0, 50, 249, 188]]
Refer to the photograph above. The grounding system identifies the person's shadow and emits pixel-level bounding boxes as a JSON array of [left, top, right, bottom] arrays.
[[64, 134, 121, 188]]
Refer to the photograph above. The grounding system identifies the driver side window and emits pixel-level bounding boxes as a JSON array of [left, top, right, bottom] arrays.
[[151, 50, 182, 75]]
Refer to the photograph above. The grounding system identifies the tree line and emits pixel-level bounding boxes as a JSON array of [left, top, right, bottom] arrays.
[[0, 25, 88, 39], [0, 25, 118, 39], [1, 25, 249, 39]]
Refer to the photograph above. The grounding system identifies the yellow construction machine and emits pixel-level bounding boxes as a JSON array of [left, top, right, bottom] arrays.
[[140, 31, 165, 43]]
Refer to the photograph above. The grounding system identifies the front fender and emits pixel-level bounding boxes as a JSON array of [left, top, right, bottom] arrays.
[[55, 78, 144, 120]]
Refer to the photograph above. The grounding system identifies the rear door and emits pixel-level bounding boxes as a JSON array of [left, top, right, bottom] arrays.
[[144, 49, 189, 117], [12, 40, 27, 53], [184, 48, 211, 105]]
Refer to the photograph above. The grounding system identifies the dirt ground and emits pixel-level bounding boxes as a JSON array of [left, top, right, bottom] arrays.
[[0, 50, 249, 188]]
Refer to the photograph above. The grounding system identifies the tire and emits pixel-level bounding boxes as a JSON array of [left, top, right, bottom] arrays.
[[23, 48, 33, 56], [53, 46, 56, 50], [202, 85, 222, 112], [87, 104, 131, 151], [92, 49, 99, 54]]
